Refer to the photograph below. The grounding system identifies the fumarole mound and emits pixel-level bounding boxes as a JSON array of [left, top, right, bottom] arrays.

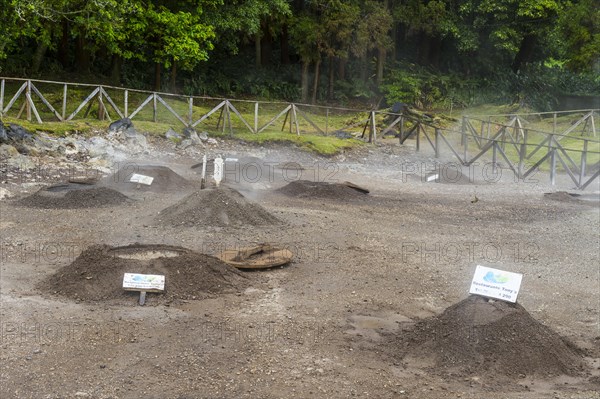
[[394, 295, 586, 379], [17, 183, 130, 208], [155, 187, 280, 227], [38, 244, 251, 304]]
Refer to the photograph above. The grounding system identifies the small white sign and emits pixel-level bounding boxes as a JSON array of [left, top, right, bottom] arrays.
[[123, 273, 165, 292], [469, 265, 523, 303], [129, 174, 154, 185], [426, 174, 439, 182], [225, 157, 238, 162], [214, 156, 224, 186]]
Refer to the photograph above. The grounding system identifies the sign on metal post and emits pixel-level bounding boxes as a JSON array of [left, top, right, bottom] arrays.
[[469, 265, 523, 303], [123, 273, 165, 305], [129, 174, 154, 185]]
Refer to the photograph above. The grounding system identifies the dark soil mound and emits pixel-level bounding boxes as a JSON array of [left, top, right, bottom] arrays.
[[17, 183, 130, 208], [37, 244, 251, 304], [155, 187, 280, 227], [393, 296, 586, 379], [101, 164, 191, 193], [276, 180, 368, 201]]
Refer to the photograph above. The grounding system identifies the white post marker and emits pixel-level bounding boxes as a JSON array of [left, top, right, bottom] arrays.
[[200, 154, 207, 189], [469, 265, 523, 303], [123, 273, 165, 305], [213, 156, 224, 187]]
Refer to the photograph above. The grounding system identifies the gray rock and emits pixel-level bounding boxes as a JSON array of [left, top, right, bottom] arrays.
[[0, 144, 19, 158], [108, 118, 133, 133], [166, 128, 182, 141], [198, 131, 209, 142], [5, 154, 36, 170], [87, 137, 115, 158], [207, 138, 218, 145], [7, 124, 33, 141], [189, 131, 202, 145], [0, 122, 8, 143], [182, 127, 196, 138], [177, 139, 193, 150]]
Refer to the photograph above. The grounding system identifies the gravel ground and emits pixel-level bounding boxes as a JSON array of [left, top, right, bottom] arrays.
[[0, 136, 599, 399]]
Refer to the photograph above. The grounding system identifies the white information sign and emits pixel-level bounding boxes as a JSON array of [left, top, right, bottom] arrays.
[[129, 174, 154, 185], [123, 273, 165, 292], [469, 265, 523, 303], [213, 156, 224, 186]]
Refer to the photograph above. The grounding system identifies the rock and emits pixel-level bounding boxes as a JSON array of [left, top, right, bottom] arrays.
[[207, 138, 218, 145], [0, 144, 19, 158], [125, 132, 147, 151], [166, 128, 182, 141], [0, 122, 8, 143], [198, 131, 209, 142], [177, 139, 193, 150], [334, 131, 353, 139], [0, 188, 13, 200], [5, 154, 36, 170], [7, 124, 33, 141], [87, 137, 115, 159], [189, 131, 203, 145], [182, 127, 196, 138], [108, 118, 133, 133]]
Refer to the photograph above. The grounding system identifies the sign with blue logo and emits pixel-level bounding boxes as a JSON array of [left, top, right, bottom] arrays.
[[469, 265, 523, 303]]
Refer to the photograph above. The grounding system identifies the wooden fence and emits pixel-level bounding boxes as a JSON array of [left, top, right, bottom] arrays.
[[1, 77, 599, 190]]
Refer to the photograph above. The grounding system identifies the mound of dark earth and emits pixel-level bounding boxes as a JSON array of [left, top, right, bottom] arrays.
[[276, 180, 368, 200], [37, 244, 251, 304], [16, 183, 130, 208], [155, 187, 280, 227], [101, 164, 191, 193], [393, 295, 587, 379]]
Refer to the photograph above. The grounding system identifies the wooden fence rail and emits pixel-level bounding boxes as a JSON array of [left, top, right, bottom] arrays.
[[1, 77, 599, 190]]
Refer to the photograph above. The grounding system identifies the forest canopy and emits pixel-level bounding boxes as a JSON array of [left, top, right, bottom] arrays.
[[0, 0, 598, 110]]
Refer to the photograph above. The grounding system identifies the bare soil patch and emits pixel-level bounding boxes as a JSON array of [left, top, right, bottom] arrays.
[[276, 180, 369, 201]]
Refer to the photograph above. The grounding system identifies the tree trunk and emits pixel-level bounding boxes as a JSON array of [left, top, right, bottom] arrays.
[[338, 58, 346, 81], [311, 59, 321, 104], [255, 33, 262, 68], [31, 41, 48, 74], [75, 35, 91, 73], [261, 25, 272, 66], [58, 19, 69, 69], [360, 53, 368, 82], [418, 32, 431, 66], [170, 62, 177, 92], [301, 61, 310, 103], [154, 63, 162, 91], [280, 25, 291, 64], [512, 34, 537, 73], [376, 46, 386, 85], [328, 55, 335, 100], [110, 55, 122, 85]]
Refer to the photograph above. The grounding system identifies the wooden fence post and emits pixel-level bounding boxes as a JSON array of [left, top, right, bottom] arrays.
[[26, 80, 32, 121], [518, 129, 528, 180], [579, 140, 588, 186], [549, 136, 556, 186], [124, 90, 128, 117], [188, 97, 193, 126], [434, 128, 440, 158], [153, 93, 157, 122], [0, 79, 4, 116], [254, 102, 259, 133], [62, 84, 67, 120]]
